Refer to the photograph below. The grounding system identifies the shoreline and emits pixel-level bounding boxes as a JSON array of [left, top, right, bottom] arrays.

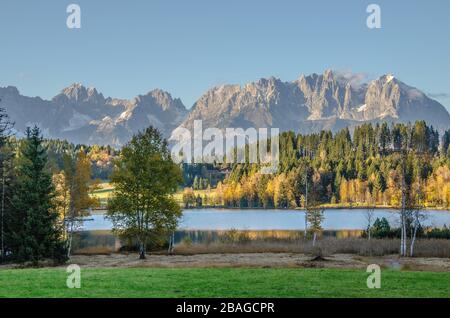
[[176, 206, 450, 212], [92, 206, 450, 214]]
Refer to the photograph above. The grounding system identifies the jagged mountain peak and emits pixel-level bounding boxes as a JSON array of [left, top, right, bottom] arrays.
[[57, 83, 105, 104], [323, 69, 335, 80], [370, 74, 397, 86], [145, 88, 173, 99], [296, 70, 341, 91], [383, 74, 395, 83], [131, 88, 186, 114], [255, 76, 282, 85]]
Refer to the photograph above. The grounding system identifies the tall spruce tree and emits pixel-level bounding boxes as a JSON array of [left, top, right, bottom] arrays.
[[8, 126, 66, 264]]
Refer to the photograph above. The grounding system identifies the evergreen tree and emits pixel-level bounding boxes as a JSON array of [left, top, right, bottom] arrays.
[[193, 176, 200, 190], [378, 122, 391, 155], [373, 172, 386, 193], [442, 130, 450, 157], [8, 126, 66, 264]]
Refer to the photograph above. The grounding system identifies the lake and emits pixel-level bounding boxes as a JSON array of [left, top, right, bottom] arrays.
[[82, 208, 450, 231], [72, 208, 450, 252]]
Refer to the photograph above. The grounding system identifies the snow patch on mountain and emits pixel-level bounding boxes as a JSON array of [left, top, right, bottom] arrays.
[[357, 104, 367, 112], [386, 74, 395, 83]]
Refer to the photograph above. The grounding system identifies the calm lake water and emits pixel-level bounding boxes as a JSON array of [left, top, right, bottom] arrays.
[[82, 208, 450, 231], [72, 208, 450, 252]]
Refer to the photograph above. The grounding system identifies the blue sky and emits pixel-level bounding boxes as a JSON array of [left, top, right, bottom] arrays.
[[0, 0, 449, 109]]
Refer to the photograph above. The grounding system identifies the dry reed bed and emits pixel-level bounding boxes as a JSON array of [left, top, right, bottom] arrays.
[[175, 238, 450, 258]]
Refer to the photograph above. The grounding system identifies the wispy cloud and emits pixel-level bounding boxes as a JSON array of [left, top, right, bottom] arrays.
[[334, 70, 370, 88]]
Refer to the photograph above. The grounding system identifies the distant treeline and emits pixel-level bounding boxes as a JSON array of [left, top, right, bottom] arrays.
[[44, 139, 116, 180], [364, 217, 450, 239], [4, 137, 117, 180]]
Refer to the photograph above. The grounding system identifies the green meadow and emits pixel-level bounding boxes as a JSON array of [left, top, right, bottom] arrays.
[[0, 267, 449, 298]]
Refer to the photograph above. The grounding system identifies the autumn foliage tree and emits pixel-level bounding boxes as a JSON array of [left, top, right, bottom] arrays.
[[54, 150, 99, 257]]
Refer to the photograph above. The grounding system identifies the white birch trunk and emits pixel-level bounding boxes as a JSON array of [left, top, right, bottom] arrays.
[[304, 213, 307, 239]]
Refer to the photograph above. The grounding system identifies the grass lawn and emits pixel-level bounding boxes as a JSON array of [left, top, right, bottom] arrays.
[[0, 267, 449, 298]]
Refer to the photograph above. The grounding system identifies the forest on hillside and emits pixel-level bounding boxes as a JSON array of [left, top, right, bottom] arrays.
[[192, 121, 450, 209]]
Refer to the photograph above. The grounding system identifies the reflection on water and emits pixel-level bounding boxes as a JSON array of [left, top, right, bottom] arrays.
[[174, 229, 364, 244], [73, 208, 450, 253], [72, 230, 119, 254], [72, 229, 365, 253]]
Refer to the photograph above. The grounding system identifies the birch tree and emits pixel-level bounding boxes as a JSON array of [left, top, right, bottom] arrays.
[[305, 176, 324, 247], [409, 204, 426, 257], [306, 206, 324, 246], [365, 205, 375, 241], [107, 127, 182, 259], [408, 158, 427, 257], [397, 125, 413, 257]]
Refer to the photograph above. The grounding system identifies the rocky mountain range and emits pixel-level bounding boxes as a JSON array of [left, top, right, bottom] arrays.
[[176, 70, 450, 137], [0, 83, 187, 146], [1, 70, 449, 147]]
